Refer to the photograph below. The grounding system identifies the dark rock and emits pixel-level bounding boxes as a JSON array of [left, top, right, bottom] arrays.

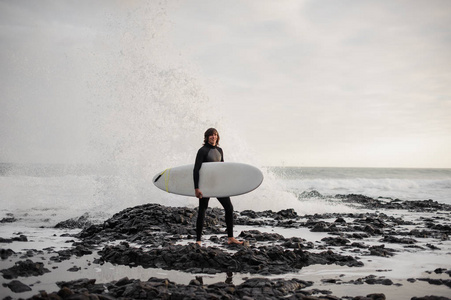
[[380, 235, 417, 244], [1, 248, 15, 260], [417, 278, 451, 288], [334, 194, 451, 212], [275, 208, 298, 219], [67, 266, 81, 272], [0, 216, 17, 223], [98, 241, 363, 276], [57, 286, 74, 298], [12, 235, 28, 242], [299, 190, 324, 198], [368, 245, 396, 257], [307, 249, 363, 267], [56, 278, 104, 294], [281, 237, 306, 249], [411, 296, 451, 300], [426, 243, 441, 250], [1, 235, 28, 243], [434, 268, 447, 274], [335, 217, 347, 223], [23, 201, 450, 299], [115, 276, 133, 286], [366, 293, 386, 300], [4, 280, 32, 293], [239, 230, 284, 242], [310, 221, 331, 232], [321, 236, 350, 246], [55, 213, 93, 229], [1, 259, 50, 279]]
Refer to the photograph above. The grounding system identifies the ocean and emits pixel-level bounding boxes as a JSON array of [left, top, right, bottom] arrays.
[[1, 163, 450, 227], [270, 166, 451, 204]]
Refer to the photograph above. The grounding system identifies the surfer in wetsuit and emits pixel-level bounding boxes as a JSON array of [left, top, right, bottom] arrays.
[[193, 128, 243, 246]]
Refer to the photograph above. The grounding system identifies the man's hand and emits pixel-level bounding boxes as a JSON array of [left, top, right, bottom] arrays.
[[195, 188, 203, 199]]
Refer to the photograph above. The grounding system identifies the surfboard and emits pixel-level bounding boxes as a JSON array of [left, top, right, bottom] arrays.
[[153, 162, 263, 198]]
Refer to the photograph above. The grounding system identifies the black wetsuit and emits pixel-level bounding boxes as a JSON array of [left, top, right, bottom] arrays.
[[193, 143, 234, 242]]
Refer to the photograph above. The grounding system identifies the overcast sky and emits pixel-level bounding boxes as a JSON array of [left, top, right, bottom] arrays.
[[167, 0, 451, 168], [1, 1, 450, 168]]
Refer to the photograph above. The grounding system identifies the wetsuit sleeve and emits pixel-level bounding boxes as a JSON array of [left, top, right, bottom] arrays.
[[219, 148, 224, 162], [193, 147, 205, 189]]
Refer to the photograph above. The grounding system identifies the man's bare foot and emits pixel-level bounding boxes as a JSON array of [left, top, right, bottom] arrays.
[[196, 241, 201, 246], [227, 237, 244, 245]]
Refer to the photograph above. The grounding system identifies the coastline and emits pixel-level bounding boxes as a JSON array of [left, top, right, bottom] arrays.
[[1, 194, 450, 299]]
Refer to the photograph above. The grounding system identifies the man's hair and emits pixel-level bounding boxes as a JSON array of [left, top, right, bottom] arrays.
[[203, 128, 220, 145]]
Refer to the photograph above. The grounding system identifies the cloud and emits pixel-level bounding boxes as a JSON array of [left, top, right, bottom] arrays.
[[168, 0, 451, 167], [1, 0, 450, 167]]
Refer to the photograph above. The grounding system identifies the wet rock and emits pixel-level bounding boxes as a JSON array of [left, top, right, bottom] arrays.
[[336, 194, 382, 208], [56, 278, 105, 294], [13, 234, 28, 242], [365, 294, 386, 300], [362, 224, 383, 235], [1, 217, 17, 223], [115, 276, 133, 287], [49, 242, 94, 262], [411, 296, 451, 300], [28, 201, 450, 299], [238, 230, 284, 242], [364, 277, 393, 286], [321, 278, 340, 284], [239, 210, 260, 219], [299, 190, 324, 198], [310, 221, 331, 232], [321, 236, 350, 246], [57, 286, 74, 298], [78, 204, 200, 242], [67, 266, 81, 272], [308, 249, 364, 267], [1, 235, 28, 243], [433, 268, 448, 274], [0, 259, 50, 279], [357, 216, 388, 228], [335, 217, 347, 223], [417, 278, 451, 288], [98, 241, 363, 276], [98, 242, 238, 274], [275, 208, 298, 219], [380, 235, 417, 244], [236, 277, 313, 299], [368, 245, 396, 257], [29, 275, 398, 300], [344, 275, 395, 287], [281, 237, 309, 249], [18, 197, 451, 299], [1, 248, 15, 260], [334, 195, 451, 212], [55, 212, 93, 229], [3, 280, 32, 293]]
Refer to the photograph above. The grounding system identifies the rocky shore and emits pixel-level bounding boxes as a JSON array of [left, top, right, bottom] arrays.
[[1, 193, 451, 299]]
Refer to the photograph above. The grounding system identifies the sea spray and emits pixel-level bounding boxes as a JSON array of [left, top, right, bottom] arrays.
[[0, 2, 346, 225], [79, 2, 304, 217]]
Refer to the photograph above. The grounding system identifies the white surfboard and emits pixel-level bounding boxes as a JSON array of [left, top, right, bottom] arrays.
[[153, 162, 263, 198]]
